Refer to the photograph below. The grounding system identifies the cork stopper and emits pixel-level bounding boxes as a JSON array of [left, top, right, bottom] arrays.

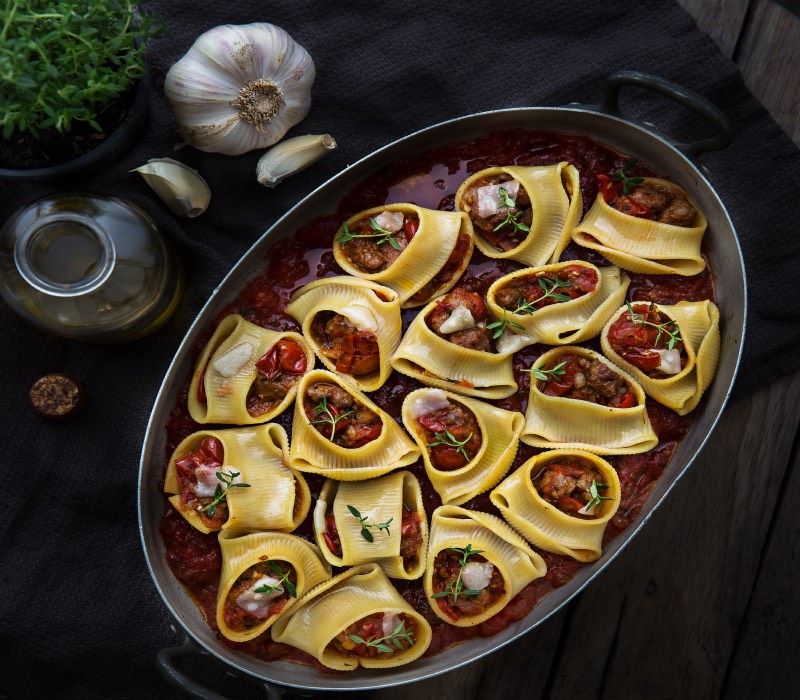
[[29, 373, 87, 420]]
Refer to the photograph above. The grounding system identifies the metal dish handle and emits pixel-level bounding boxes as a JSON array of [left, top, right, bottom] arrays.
[[157, 637, 322, 700], [600, 70, 734, 158]]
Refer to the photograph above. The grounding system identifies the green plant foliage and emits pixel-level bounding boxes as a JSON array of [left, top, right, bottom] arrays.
[[0, 0, 162, 140]]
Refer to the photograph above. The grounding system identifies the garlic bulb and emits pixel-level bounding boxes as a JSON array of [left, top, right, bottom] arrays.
[[164, 23, 315, 156], [256, 134, 336, 187], [131, 158, 211, 218]]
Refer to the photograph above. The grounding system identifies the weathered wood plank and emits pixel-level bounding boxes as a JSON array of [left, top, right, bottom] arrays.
[[736, 1, 800, 145], [677, 0, 752, 57], [721, 405, 800, 696], [544, 371, 800, 699]]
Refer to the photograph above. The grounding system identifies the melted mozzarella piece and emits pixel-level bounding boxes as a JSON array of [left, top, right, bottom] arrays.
[[211, 342, 255, 377], [476, 180, 520, 218], [408, 389, 451, 420], [439, 306, 476, 334], [373, 210, 404, 233], [461, 561, 494, 591], [338, 301, 379, 332], [193, 464, 222, 497], [382, 612, 401, 637], [495, 331, 533, 355], [654, 348, 682, 375], [235, 576, 284, 616]]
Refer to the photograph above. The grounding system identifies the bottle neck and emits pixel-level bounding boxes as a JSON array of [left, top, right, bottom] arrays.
[[14, 213, 116, 297]]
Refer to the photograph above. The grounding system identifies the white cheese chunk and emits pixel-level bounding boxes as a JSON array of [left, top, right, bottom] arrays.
[[235, 576, 284, 616], [338, 301, 379, 332], [495, 331, 534, 355], [438, 306, 476, 334], [382, 612, 401, 637], [408, 389, 451, 420], [654, 348, 682, 375], [211, 342, 255, 377], [192, 464, 222, 498], [373, 210, 404, 233], [476, 180, 520, 218], [461, 561, 494, 591]]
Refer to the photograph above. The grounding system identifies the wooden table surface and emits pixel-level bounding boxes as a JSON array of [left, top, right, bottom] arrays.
[[370, 4, 800, 698]]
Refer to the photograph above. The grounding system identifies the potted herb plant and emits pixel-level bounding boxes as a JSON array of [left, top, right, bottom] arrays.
[[0, 0, 161, 182]]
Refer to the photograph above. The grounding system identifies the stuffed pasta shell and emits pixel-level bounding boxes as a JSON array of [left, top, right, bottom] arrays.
[[601, 300, 720, 415], [423, 506, 546, 627], [572, 176, 707, 276], [285, 276, 401, 392], [521, 346, 658, 454], [454, 162, 582, 266], [402, 388, 523, 505], [216, 531, 332, 642], [391, 288, 517, 399], [271, 563, 432, 670], [313, 471, 428, 579], [486, 261, 630, 344], [491, 450, 621, 562], [333, 204, 474, 308], [164, 424, 310, 534], [188, 314, 314, 425], [289, 369, 420, 480]]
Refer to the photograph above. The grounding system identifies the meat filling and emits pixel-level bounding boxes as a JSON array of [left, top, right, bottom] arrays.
[[494, 265, 599, 313], [427, 288, 494, 352], [304, 381, 382, 448], [431, 549, 505, 621], [338, 212, 419, 273], [246, 339, 308, 417], [328, 612, 417, 658], [173, 436, 227, 530], [461, 174, 532, 251], [416, 401, 482, 470], [533, 458, 609, 519], [535, 353, 637, 408], [310, 311, 380, 376], [599, 172, 698, 228], [223, 560, 296, 632]]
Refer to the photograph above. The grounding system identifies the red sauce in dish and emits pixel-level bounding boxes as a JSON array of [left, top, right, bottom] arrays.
[[158, 128, 716, 665]]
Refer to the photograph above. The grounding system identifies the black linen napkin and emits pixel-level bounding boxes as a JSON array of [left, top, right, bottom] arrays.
[[1, 2, 799, 698]]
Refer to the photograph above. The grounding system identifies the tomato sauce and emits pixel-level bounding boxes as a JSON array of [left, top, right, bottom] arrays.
[[158, 128, 716, 665]]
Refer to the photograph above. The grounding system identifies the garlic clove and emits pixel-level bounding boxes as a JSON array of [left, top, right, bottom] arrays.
[[256, 134, 337, 187], [131, 158, 211, 218]]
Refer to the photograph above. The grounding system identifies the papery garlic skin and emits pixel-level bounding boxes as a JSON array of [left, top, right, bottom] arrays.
[[165, 23, 315, 156], [256, 134, 336, 187], [131, 158, 211, 218]]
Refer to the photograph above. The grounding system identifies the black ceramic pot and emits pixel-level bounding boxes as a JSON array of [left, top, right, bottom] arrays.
[[0, 57, 150, 184]]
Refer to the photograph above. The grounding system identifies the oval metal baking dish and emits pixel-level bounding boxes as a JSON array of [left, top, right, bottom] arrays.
[[139, 72, 746, 695]]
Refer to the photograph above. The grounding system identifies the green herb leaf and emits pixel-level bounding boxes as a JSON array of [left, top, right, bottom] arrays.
[[200, 470, 251, 516], [347, 504, 393, 542], [492, 186, 531, 235], [309, 395, 354, 442], [611, 159, 645, 194], [334, 216, 404, 249], [625, 301, 682, 351], [583, 480, 613, 512], [426, 430, 474, 462], [523, 360, 567, 383], [485, 309, 525, 339], [347, 620, 415, 653], [432, 544, 486, 603]]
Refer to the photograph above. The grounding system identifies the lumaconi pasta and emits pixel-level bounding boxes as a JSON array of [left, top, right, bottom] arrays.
[[571, 177, 708, 276], [423, 506, 547, 627], [601, 300, 721, 415], [390, 296, 517, 399], [521, 346, 658, 454], [216, 530, 332, 643], [188, 314, 314, 425], [486, 261, 630, 345], [164, 423, 310, 534], [271, 563, 433, 670], [454, 162, 582, 266], [313, 471, 428, 579], [289, 369, 420, 479], [285, 276, 402, 392], [491, 450, 621, 562], [401, 388, 524, 505], [332, 204, 474, 308]]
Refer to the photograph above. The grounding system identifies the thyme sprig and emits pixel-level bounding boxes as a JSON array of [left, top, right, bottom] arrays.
[[486, 309, 524, 338], [611, 159, 644, 195], [347, 505, 393, 542], [200, 470, 251, 516], [583, 480, 612, 513], [335, 218, 403, 250], [431, 544, 485, 602], [523, 360, 568, 383], [348, 620, 415, 653], [309, 396, 354, 442], [492, 187, 531, 234], [254, 561, 297, 598], [514, 276, 574, 315], [426, 429, 474, 462], [626, 301, 682, 350]]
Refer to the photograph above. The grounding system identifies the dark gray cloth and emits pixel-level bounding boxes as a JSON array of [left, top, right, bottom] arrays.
[[1, 2, 798, 698]]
